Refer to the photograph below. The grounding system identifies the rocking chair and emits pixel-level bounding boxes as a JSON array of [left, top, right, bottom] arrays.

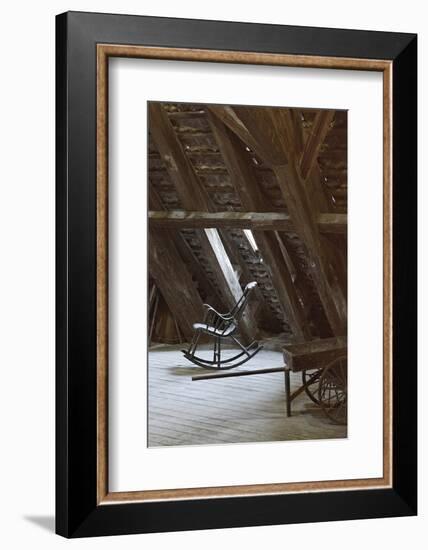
[[182, 281, 263, 369]]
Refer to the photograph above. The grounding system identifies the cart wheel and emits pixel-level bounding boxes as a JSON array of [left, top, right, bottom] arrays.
[[318, 356, 347, 425], [302, 369, 322, 405]]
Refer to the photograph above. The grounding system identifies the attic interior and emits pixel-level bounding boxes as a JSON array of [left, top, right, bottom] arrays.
[[147, 101, 347, 447]]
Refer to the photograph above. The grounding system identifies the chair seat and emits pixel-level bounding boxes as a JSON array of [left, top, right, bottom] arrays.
[[193, 322, 236, 337]]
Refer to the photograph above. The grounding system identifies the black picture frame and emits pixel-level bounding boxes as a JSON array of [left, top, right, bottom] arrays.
[[56, 11, 417, 538]]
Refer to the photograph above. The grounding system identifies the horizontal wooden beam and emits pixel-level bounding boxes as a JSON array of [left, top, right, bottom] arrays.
[[149, 210, 293, 230], [149, 210, 347, 234], [317, 213, 347, 235]]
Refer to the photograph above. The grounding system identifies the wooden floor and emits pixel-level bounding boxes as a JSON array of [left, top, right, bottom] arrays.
[[148, 344, 347, 447]]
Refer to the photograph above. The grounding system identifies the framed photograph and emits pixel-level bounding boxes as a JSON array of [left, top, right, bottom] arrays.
[[56, 11, 417, 537]]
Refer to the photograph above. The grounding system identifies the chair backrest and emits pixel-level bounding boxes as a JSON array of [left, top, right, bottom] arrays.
[[230, 281, 257, 321]]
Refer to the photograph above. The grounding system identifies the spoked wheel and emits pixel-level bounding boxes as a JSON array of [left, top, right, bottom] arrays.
[[302, 369, 322, 405], [317, 356, 347, 425]]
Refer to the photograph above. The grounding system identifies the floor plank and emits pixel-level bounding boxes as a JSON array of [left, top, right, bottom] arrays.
[[148, 344, 347, 447]]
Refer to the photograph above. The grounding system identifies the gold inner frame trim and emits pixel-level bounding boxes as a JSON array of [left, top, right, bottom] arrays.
[[96, 43, 393, 505]]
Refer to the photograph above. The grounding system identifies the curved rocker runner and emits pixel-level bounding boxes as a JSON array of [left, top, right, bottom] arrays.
[[182, 281, 263, 369]]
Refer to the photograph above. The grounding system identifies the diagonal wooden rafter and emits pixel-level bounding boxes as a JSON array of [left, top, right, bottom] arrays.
[[298, 110, 348, 301], [207, 105, 285, 165], [206, 106, 264, 160], [287, 109, 305, 157], [289, 109, 335, 212], [299, 110, 335, 180], [148, 182, 224, 305], [149, 229, 205, 339], [149, 102, 257, 342], [209, 106, 347, 336], [208, 111, 311, 341], [274, 161, 347, 335], [149, 103, 212, 211], [278, 108, 347, 335]]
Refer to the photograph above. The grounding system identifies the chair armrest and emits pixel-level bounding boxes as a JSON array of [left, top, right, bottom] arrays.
[[203, 304, 234, 321]]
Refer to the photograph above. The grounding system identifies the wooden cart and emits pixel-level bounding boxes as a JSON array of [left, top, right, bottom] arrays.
[[192, 336, 347, 425], [283, 337, 347, 424]]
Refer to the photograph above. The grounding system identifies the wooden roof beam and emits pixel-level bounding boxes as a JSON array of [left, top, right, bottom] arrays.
[[317, 213, 347, 235], [148, 210, 346, 234], [149, 210, 293, 230]]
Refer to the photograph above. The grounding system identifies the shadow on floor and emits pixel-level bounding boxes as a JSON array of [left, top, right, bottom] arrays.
[[167, 366, 204, 376], [23, 515, 55, 533]]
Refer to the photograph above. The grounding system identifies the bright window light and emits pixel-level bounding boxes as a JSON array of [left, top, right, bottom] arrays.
[[244, 229, 259, 252]]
